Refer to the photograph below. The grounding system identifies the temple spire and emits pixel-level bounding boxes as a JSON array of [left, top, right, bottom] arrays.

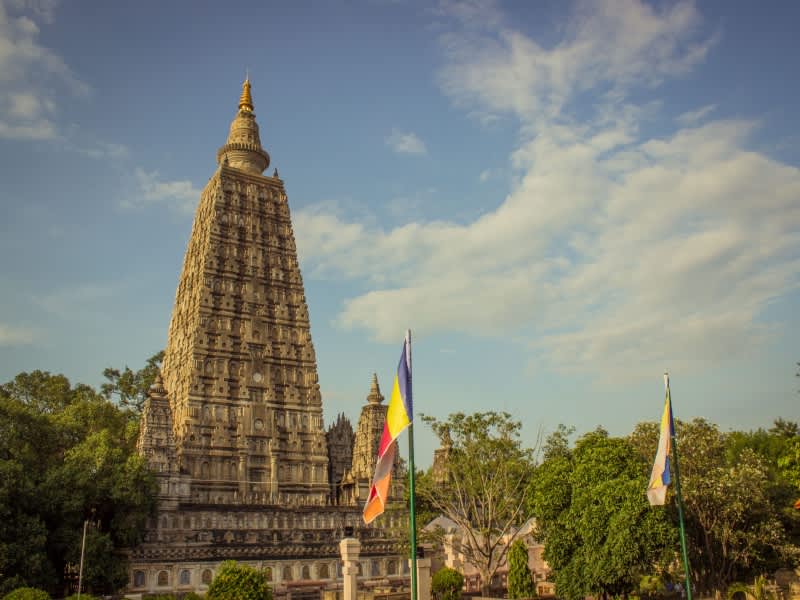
[[239, 77, 254, 112], [367, 373, 383, 404], [217, 78, 270, 174]]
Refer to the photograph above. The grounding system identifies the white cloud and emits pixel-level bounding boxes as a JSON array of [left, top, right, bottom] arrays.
[[0, 322, 37, 345], [0, 0, 89, 141], [292, 0, 800, 379], [438, 0, 715, 124], [122, 168, 200, 215], [676, 103, 717, 125], [386, 129, 428, 155]]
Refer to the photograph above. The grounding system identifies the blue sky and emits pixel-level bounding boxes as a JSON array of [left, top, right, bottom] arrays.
[[1, 0, 798, 466]]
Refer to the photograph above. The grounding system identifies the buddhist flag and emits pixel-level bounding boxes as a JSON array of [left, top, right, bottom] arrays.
[[647, 373, 675, 506], [363, 332, 413, 524]]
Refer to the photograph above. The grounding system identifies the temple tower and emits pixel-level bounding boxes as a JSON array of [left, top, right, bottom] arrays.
[[160, 78, 328, 506], [339, 375, 402, 505], [130, 80, 409, 597]]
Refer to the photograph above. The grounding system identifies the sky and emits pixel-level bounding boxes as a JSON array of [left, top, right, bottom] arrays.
[[0, 0, 798, 467]]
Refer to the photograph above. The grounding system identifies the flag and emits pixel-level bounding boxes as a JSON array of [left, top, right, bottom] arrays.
[[647, 373, 675, 506], [363, 332, 413, 524]]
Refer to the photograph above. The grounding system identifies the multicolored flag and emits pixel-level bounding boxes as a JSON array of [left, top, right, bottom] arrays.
[[647, 373, 675, 506], [363, 332, 413, 524]]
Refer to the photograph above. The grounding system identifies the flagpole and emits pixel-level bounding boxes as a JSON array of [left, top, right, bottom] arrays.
[[666, 373, 692, 600], [407, 329, 418, 600], [77, 518, 88, 600]]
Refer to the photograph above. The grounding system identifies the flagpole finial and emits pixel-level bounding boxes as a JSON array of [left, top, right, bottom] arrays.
[[664, 372, 670, 388]]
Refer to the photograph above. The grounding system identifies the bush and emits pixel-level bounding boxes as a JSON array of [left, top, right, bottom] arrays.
[[207, 561, 271, 600], [63, 595, 101, 600], [639, 575, 665, 599], [182, 593, 205, 600], [1, 588, 51, 600], [432, 567, 464, 600]]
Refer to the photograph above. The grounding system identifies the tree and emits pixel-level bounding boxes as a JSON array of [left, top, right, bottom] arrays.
[[431, 567, 464, 600], [0, 370, 157, 596], [101, 350, 164, 413], [418, 412, 535, 595], [207, 561, 272, 600], [531, 428, 675, 600], [507, 539, 536, 598], [630, 418, 796, 595]]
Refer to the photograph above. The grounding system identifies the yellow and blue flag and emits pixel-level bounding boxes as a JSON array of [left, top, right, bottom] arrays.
[[363, 332, 413, 524], [647, 373, 674, 506]]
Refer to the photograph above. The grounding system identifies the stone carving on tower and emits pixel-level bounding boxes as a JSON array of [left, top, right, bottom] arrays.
[[129, 79, 410, 597]]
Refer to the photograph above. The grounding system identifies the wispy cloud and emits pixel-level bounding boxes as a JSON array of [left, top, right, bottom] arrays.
[[0, 322, 37, 345], [0, 0, 89, 141], [386, 129, 428, 155], [676, 103, 717, 126], [121, 168, 200, 215], [293, 0, 800, 380]]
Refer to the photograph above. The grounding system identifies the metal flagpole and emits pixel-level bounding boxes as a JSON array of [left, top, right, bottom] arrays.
[[77, 518, 88, 600], [407, 329, 418, 600], [666, 373, 693, 600]]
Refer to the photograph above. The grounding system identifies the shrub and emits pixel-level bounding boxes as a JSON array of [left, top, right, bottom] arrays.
[[1, 588, 51, 600], [432, 567, 464, 600], [63, 595, 101, 600], [206, 561, 271, 600], [182, 593, 205, 600], [639, 575, 665, 599], [507, 539, 536, 599]]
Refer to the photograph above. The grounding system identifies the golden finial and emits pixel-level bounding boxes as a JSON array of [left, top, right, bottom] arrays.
[[239, 77, 253, 112]]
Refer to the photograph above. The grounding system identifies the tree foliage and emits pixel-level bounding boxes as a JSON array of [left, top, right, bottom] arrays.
[[531, 428, 675, 600], [630, 418, 799, 595], [101, 350, 163, 413], [1, 588, 50, 600], [507, 539, 536, 599], [418, 412, 535, 595], [431, 567, 464, 600], [0, 369, 157, 597], [207, 560, 272, 600]]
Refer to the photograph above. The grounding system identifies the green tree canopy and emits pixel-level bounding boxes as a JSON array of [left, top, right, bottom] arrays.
[[630, 418, 798, 595], [418, 412, 535, 595], [431, 567, 464, 600], [101, 350, 163, 413], [0, 369, 157, 597], [531, 427, 675, 600]]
